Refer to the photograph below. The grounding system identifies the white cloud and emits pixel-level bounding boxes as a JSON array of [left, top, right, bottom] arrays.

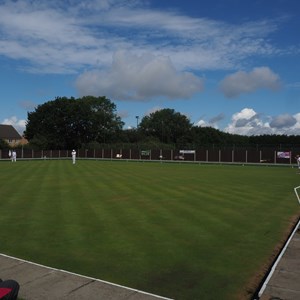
[[267, 113, 300, 135], [282, 112, 300, 135], [194, 119, 208, 127], [195, 113, 225, 129], [269, 114, 297, 129], [219, 67, 282, 98], [0, 1, 284, 74], [145, 106, 163, 116], [2, 116, 26, 135], [224, 108, 270, 135], [224, 108, 300, 135], [75, 51, 204, 100], [208, 113, 225, 126]]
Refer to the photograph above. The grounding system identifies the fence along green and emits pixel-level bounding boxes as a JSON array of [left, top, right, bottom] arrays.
[[0, 148, 299, 165]]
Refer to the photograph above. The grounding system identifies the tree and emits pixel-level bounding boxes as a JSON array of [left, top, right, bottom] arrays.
[[190, 126, 249, 147], [24, 96, 124, 149], [248, 134, 300, 147], [139, 108, 192, 144]]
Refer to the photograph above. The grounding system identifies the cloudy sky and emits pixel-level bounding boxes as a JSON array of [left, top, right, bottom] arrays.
[[0, 0, 299, 135]]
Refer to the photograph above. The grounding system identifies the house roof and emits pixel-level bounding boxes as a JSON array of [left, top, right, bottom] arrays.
[[0, 124, 22, 140]]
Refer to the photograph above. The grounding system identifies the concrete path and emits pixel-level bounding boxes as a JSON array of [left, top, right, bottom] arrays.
[[0, 254, 172, 300], [257, 219, 300, 300]]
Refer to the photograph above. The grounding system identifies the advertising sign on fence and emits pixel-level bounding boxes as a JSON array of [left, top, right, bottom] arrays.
[[277, 151, 290, 159], [179, 150, 195, 154], [141, 150, 150, 156]]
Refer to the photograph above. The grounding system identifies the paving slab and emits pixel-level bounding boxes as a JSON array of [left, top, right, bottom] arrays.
[[260, 286, 300, 300], [0, 254, 172, 300], [257, 222, 300, 300]]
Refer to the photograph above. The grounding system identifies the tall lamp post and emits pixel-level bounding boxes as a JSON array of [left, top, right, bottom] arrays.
[[161, 120, 164, 143], [135, 116, 139, 147]]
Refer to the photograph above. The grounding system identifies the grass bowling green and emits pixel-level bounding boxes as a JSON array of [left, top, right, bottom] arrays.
[[0, 160, 299, 299]]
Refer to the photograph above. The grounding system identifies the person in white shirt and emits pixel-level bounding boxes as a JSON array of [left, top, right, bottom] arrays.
[[11, 150, 17, 162], [72, 149, 76, 164], [296, 155, 300, 173]]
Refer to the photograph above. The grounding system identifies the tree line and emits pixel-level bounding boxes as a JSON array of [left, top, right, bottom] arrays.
[[1, 96, 300, 150]]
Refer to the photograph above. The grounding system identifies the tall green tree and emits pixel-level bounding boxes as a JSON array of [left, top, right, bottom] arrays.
[[139, 108, 192, 144], [25, 96, 124, 149], [190, 126, 249, 147]]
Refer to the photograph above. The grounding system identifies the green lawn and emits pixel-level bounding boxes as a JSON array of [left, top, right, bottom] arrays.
[[0, 160, 299, 299]]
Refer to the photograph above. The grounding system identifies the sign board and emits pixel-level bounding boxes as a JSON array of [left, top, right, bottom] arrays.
[[179, 150, 195, 154], [277, 151, 290, 159], [141, 150, 150, 156]]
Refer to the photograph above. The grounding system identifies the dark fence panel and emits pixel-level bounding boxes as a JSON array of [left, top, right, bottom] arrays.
[[220, 150, 232, 163], [195, 149, 207, 162], [207, 149, 219, 162], [234, 149, 246, 163], [161, 149, 172, 160], [246, 150, 260, 163]]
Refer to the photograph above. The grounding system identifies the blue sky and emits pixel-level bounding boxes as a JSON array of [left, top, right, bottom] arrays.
[[0, 0, 299, 136]]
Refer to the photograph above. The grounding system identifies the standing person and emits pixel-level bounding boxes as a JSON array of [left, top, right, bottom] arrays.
[[71, 149, 76, 164], [11, 150, 17, 162], [0, 278, 20, 300], [296, 155, 300, 173]]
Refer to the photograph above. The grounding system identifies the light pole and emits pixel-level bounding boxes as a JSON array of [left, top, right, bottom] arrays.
[[135, 116, 139, 146], [161, 120, 164, 143]]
